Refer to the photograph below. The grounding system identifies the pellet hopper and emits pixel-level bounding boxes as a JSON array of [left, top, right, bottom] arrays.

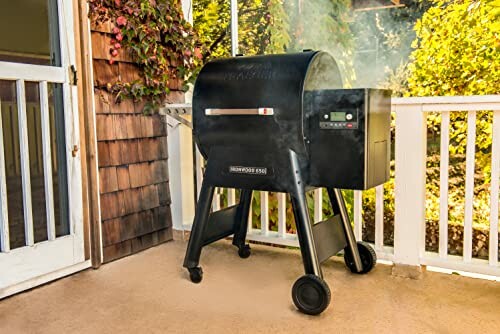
[[183, 50, 391, 315]]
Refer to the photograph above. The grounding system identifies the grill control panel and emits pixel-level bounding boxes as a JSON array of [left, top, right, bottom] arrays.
[[319, 108, 359, 130]]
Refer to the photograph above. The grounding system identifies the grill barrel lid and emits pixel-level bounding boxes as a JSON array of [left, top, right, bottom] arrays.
[[193, 51, 343, 159]]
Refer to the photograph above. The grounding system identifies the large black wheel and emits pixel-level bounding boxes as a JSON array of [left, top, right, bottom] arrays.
[[188, 267, 203, 283], [238, 244, 251, 259], [344, 241, 377, 274], [292, 275, 331, 315]]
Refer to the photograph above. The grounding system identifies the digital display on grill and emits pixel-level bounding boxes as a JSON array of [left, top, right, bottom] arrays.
[[330, 112, 345, 121]]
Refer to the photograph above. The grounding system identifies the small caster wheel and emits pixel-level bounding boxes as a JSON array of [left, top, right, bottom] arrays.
[[292, 274, 331, 315], [188, 267, 203, 283], [238, 244, 251, 259], [344, 241, 377, 274]]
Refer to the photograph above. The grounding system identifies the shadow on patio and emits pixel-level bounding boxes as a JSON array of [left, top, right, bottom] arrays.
[[1, 240, 499, 333]]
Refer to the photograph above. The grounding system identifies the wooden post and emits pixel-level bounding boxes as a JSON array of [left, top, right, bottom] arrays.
[[76, 0, 103, 268], [393, 103, 426, 278], [166, 113, 196, 236]]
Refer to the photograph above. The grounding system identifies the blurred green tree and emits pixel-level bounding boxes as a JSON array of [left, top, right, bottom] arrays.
[[406, 0, 500, 227], [285, 0, 355, 84], [193, 0, 290, 60], [349, 1, 432, 93], [193, 0, 354, 82]]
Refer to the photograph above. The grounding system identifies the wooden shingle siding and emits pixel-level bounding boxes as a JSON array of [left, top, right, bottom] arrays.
[[90, 19, 113, 34], [91, 32, 134, 63], [102, 218, 121, 247], [119, 140, 140, 165], [119, 62, 143, 83], [100, 192, 123, 221], [91, 26, 180, 263], [103, 225, 173, 261], [95, 115, 115, 140], [97, 138, 168, 167], [91, 32, 112, 61], [93, 60, 119, 86], [99, 167, 118, 194], [157, 182, 171, 206], [116, 166, 131, 190], [94, 90, 111, 114]]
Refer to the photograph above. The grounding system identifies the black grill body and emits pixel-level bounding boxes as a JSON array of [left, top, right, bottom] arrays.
[[183, 51, 391, 315]]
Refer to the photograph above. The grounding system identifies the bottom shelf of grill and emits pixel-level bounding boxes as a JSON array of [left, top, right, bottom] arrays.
[[203, 205, 239, 246], [312, 215, 348, 263]]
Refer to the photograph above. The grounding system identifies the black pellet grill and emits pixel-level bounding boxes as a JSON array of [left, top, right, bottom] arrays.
[[184, 51, 391, 315]]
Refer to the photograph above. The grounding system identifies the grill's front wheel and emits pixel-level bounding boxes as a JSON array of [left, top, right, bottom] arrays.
[[292, 274, 331, 315]]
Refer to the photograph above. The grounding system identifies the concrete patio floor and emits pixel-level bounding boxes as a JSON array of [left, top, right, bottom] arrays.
[[1, 240, 499, 334]]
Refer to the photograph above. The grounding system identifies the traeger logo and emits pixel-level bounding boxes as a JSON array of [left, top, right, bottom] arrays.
[[229, 166, 268, 176]]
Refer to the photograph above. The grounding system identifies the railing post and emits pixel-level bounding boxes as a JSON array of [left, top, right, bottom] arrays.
[[166, 114, 196, 240], [393, 103, 426, 278]]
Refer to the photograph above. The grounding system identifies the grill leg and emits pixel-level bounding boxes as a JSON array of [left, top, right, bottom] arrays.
[[327, 188, 363, 273], [288, 150, 322, 278], [232, 189, 252, 250], [183, 178, 215, 270], [290, 188, 333, 314], [290, 190, 323, 278]]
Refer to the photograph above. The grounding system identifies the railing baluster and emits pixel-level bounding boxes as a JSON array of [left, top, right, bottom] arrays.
[[313, 188, 322, 223], [247, 199, 253, 235], [0, 99, 10, 252], [40, 82, 56, 241], [489, 110, 500, 265], [463, 110, 476, 262], [277, 192, 286, 237], [353, 190, 362, 241], [375, 185, 384, 251], [439, 111, 450, 258], [227, 188, 236, 206], [260, 191, 269, 235], [212, 188, 221, 211], [195, 148, 203, 200], [17, 80, 34, 246]]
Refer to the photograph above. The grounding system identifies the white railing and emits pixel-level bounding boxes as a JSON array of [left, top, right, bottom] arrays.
[[393, 96, 500, 277], [164, 95, 500, 277]]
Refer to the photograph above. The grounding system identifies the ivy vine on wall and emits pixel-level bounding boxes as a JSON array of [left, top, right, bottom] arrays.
[[88, 0, 204, 107]]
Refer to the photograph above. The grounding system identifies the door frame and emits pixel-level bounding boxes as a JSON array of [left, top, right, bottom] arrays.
[[0, 0, 93, 298], [73, 0, 103, 269]]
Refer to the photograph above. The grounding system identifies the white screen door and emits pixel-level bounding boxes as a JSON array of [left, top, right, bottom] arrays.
[[0, 0, 87, 298]]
